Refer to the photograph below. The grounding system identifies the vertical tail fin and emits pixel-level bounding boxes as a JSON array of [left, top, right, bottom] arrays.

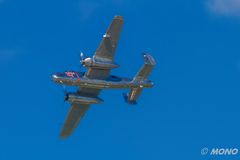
[[123, 53, 156, 105]]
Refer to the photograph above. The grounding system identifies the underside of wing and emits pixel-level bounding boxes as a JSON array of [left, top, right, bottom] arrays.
[[60, 87, 101, 138], [60, 103, 89, 138], [77, 87, 101, 97], [94, 15, 123, 62], [84, 16, 123, 80]]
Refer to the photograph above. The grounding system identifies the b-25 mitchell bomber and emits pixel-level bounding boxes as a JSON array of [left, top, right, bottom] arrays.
[[52, 16, 156, 138]]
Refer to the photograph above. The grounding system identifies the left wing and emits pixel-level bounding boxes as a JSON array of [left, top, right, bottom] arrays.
[[85, 16, 123, 80], [60, 103, 89, 138], [60, 87, 100, 138]]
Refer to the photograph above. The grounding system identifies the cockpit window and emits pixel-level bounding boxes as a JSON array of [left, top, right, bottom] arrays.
[[65, 71, 80, 80], [65, 71, 75, 77]]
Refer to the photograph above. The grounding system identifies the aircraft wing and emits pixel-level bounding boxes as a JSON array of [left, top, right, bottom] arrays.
[[85, 16, 123, 80], [60, 103, 89, 138], [94, 15, 123, 62], [60, 16, 123, 138], [60, 88, 100, 138]]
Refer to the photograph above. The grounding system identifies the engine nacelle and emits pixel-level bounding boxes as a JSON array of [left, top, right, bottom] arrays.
[[81, 57, 119, 69], [65, 93, 103, 104]]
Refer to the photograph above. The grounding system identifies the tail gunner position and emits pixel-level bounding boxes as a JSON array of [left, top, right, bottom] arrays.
[[52, 16, 156, 138]]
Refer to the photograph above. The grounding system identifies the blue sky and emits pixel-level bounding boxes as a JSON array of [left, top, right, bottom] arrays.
[[0, 0, 240, 159]]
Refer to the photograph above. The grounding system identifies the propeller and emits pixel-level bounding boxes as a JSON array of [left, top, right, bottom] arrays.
[[62, 85, 69, 102], [79, 51, 85, 70], [56, 85, 69, 110], [80, 52, 84, 63]]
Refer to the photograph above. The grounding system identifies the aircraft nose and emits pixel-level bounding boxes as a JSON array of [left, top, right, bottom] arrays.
[[51, 74, 59, 82]]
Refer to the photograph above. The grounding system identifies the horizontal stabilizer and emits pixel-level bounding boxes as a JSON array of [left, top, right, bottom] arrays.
[[133, 53, 156, 81], [124, 53, 155, 105]]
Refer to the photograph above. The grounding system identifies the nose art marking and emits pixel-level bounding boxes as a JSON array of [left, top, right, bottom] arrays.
[[65, 71, 74, 77], [65, 71, 80, 80]]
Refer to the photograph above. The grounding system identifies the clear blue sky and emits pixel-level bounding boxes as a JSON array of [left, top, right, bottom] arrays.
[[0, 0, 240, 159]]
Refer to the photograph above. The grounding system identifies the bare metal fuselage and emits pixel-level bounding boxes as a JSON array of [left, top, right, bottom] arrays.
[[52, 16, 156, 138], [52, 71, 153, 89]]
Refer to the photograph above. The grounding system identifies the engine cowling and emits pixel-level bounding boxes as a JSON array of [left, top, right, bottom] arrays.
[[81, 57, 93, 67], [81, 57, 119, 69], [65, 93, 103, 104]]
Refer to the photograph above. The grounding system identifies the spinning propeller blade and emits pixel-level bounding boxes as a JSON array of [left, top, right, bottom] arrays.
[[80, 52, 84, 62], [79, 51, 85, 70], [62, 85, 68, 102]]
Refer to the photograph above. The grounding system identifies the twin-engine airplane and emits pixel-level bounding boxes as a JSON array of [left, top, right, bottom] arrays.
[[52, 16, 156, 138]]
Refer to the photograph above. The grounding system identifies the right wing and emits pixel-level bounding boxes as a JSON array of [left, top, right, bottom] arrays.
[[85, 16, 123, 80], [94, 15, 123, 62]]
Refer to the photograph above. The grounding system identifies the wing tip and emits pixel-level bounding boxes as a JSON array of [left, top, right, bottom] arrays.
[[59, 130, 70, 139], [114, 15, 123, 21]]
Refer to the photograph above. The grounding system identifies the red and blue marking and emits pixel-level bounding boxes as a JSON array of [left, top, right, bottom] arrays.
[[65, 71, 80, 80]]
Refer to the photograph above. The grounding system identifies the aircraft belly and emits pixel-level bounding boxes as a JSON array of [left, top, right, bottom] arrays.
[[66, 78, 130, 89], [55, 77, 153, 89], [77, 80, 132, 89]]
